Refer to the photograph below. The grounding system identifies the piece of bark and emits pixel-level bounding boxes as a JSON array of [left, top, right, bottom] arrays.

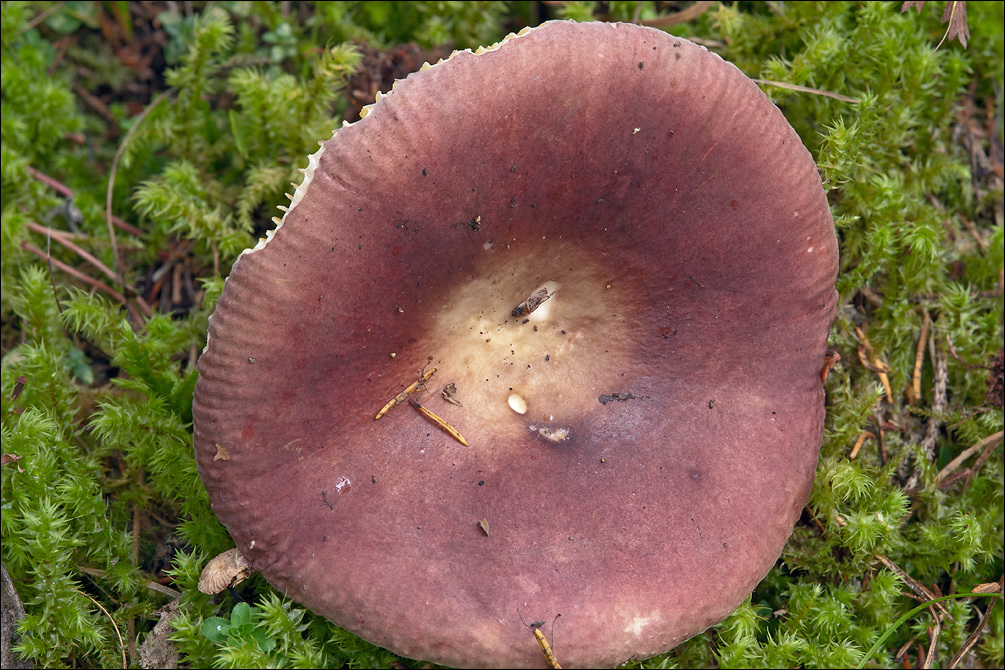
[[1, 563, 33, 669], [139, 600, 180, 670]]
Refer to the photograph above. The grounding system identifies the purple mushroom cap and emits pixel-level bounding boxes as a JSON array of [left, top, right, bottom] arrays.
[[193, 20, 838, 668]]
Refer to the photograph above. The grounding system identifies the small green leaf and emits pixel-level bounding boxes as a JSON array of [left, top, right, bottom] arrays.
[[230, 601, 252, 628], [251, 626, 276, 652], [201, 617, 231, 644]]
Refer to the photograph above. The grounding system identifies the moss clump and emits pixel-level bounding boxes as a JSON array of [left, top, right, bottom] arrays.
[[2, 2, 1001, 668]]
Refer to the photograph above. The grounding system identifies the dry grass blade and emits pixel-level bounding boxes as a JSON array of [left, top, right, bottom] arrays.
[[76, 589, 126, 669], [409, 399, 469, 447], [963, 430, 1005, 490], [752, 78, 860, 104], [375, 367, 437, 419], [22, 241, 127, 305]]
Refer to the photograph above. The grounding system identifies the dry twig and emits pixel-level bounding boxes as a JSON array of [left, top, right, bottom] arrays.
[[934, 430, 1004, 484], [849, 431, 876, 459], [947, 578, 1004, 668], [25, 222, 118, 282], [906, 340, 948, 490], [908, 310, 930, 405], [638, 0, 714, 28], [875, 554, 953, 622], [856, 326, 893, 402], [923, 619, 941, 669]]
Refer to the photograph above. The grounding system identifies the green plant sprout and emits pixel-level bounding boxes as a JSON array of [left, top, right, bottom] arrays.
[[856, 591, 1003, 669], [202, 602, 277, 659]]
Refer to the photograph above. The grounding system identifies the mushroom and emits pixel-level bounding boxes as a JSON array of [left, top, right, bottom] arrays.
[[197, 548, 250, 595], [193, 20, 838, 668]]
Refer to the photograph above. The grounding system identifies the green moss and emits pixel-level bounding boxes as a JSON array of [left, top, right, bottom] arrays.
[[1, 2, 1001, 668]]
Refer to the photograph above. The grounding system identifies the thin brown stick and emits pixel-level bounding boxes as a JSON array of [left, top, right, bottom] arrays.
[[944, 335, 988, 370], [26, 222, 118, 282], [106, 90, 170, 288], [27, 166, 74, 197], [78, 565, 181, 599], [27, 167, 144, 237], [752, 78, 860, 104], [111, 215, 144, 238], [850, 431, 875, 459], [639, 1, 715, 28], [934, 431, 1004, 483], [963, 431, 1005, 491], [631, 1, 643, 23], [74, 83, 119, 127], [45, 36, 71, 76], [39, 228, 66, 315], [875, 554, 953, 621], [948, 587, 1001, 668], [21, 1, 64, 33], [895, 634, 919, 660], [22, 241, 127, 305], [76, 589, 126, 669], [908, 310, 930, 405], [908, 341, 947, 489], [923, 619, 941, 669]]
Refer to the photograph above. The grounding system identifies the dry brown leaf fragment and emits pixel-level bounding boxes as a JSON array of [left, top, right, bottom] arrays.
[[213, 443, 231, 461], [939, 1, 969, 48], [972, 582, 1002, 594], [198, 548, 251, 595], [478, 519, 490, 536], [902, 2, 970, 49], [820, 349, 841, 383], [0, 454, 24, 473], [7, 375, 26, 402], [442, 382, 463, 406]]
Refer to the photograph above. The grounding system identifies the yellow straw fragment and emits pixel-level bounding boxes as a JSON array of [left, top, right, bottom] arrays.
[[409, 399, 469, 447], [374, 368, 436, 420], [532, 628, 561, 669]]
